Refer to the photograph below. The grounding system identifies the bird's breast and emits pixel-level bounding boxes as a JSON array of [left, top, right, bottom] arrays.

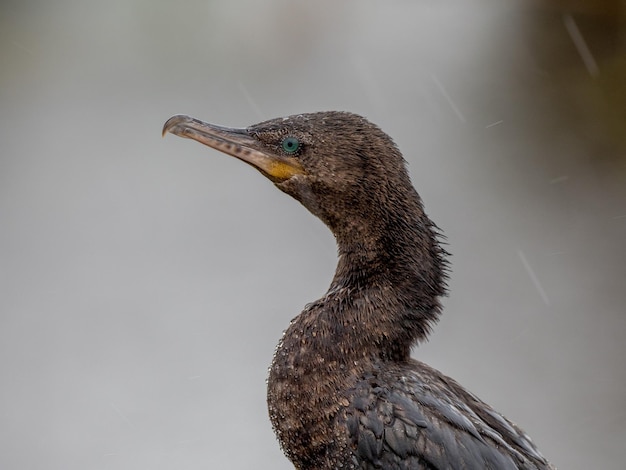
[[267, 327, 365, 468]]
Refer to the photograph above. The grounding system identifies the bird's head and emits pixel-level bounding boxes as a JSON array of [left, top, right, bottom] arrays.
[[162, 111, 417, 242]]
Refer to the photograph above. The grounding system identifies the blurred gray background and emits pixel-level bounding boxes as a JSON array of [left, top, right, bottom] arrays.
[[1, 0, 625, 468]]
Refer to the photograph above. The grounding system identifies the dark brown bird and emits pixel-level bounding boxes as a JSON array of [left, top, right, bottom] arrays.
[[162, 111, 554, 469]]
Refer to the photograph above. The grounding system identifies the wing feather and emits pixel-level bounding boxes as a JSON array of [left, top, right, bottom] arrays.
[[341, 362, 553, 469]]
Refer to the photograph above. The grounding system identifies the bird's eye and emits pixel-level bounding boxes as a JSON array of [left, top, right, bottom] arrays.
[[281, 136, 300, 154]]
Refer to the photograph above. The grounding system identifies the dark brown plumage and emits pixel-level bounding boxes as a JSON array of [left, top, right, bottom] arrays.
[[162, 111, 554, 469]]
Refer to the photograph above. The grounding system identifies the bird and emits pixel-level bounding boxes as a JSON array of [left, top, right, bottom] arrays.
[[162, 111, 555, 469]]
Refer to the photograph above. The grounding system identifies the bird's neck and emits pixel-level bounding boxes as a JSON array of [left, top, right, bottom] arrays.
[[329, 211, 446, 357], [276, 199, 446, 371]]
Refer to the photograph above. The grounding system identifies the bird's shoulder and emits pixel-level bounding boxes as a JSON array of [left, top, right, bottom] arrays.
[[337, 359, 552, 470]]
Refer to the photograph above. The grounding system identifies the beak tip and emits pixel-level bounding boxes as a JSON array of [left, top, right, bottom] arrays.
[[162, 114, 191, 138]]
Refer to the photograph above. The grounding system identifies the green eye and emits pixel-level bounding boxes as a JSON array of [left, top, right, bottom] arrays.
[[281, 136, 300, 154]]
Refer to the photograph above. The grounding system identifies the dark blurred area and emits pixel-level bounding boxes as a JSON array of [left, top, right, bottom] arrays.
[[1, 1, 624, 469]]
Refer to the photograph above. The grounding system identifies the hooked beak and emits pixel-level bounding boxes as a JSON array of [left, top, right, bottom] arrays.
[[162, 115, 304, 183]]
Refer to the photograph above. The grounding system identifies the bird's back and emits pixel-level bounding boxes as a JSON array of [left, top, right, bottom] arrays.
[[336, 359, 554, 469]]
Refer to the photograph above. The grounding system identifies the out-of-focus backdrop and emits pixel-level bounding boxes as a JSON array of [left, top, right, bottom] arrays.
[[1, 1, 625, 468]]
